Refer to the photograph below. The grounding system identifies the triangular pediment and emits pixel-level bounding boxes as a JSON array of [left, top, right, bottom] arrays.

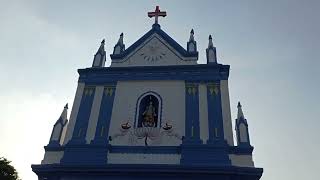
[[111, 25, 198, 67]]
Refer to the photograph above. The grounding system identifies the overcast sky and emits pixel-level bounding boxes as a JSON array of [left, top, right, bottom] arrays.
[[0, 0, 319, 179]]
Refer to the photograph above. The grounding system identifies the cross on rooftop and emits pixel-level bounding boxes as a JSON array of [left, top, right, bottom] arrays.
[[148, 6, 167, 24]]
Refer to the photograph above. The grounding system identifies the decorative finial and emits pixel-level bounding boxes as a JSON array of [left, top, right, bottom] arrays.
[[235, 101, 251, 146], [206, 34, 217, 63], [208, 35, 214, 48], [58, 103, 68, 124], [148, 6, 167, 25], [97, 38, 105, 52], [92, 38, 106, 67], [189, 29, 194, 42], [187, 29, 197, 53], [113, 33, 125, 55], [118, 33, 124, 45], [237, 101, 245, 119]]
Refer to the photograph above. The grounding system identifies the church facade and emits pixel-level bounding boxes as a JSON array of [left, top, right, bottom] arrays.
[[32, 6, 263, 180]]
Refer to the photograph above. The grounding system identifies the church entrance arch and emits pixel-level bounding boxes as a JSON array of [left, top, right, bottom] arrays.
[[135, 92, 162, 128]]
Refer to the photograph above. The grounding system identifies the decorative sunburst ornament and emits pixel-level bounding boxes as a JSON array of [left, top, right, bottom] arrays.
[[140, 42, 166, 62]]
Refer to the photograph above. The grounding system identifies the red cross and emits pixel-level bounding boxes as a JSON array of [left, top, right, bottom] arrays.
[[148, 6, 167, 24]]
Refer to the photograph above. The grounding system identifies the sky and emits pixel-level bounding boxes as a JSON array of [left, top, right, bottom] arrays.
[[0, 0, 319, 179]]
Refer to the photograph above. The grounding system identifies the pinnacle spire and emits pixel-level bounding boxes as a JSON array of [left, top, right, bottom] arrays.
[[208, 35, 214, 48], [113, 33, 125, 55], [118, 33, 124, 45], [237, 101, 245, 119], [92, 39, 106, 67], [59, 103, 68, 124], [206, 34, 217, 63], [96, 39, 105, 54], [189, 29, 194, 42], [187, 29, 197, 53]]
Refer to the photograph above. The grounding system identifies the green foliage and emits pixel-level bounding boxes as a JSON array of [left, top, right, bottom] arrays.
[[0, 157, 19, 180]]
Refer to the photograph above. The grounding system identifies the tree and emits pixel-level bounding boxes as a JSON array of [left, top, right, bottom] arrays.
[[0, 157, 19, 180]]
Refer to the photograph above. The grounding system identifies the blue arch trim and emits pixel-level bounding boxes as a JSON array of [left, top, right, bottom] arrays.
[[134, 91, 163, 128]]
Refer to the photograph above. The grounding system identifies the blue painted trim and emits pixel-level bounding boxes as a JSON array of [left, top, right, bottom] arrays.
[[180, 143, 231, 165], [109, 145, 180, 154], [60, 144, 108, 165], [78, 64, 230, 84], [43, 144, 252, 155], [91, 85, 117, 145], [229, 146, 254, 155], [134, 91, 163, 128], [44, 145, 65, 151], [110, 24, 198, 61], [46, 141, 61, 148], [32, 163, 263, 180], [113, 36, 193, 63]]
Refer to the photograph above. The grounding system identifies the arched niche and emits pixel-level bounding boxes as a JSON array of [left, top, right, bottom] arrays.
[[135, 92, 162, 128]]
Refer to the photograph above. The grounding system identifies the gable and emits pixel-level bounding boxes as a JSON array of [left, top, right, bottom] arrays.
[[110, 25, 198, 67]]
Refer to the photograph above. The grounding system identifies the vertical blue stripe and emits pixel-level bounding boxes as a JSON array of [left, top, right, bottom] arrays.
[[70, 86, 96, 143], [184, 82, 202, 144], [206, 83, 225, 143], [92, 85, 116, 144]]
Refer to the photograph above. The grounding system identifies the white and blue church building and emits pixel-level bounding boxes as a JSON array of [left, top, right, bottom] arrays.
[[32, 6, 263, 180]]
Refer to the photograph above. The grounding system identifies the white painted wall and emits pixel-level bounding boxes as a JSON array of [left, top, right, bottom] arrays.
[[59, 122, 68, 145], [93, 54, 101, 66], [108, 153, 180, 164], [111, 34, 197, 67], [229, 154, 254, 167], [199, 83, 209, 143], [63, 83, 85, 145], [208, 50, 215, 62], [188, 43, 195, 52], [114, 46, 121, 55], [85, 86, 104, 143], [220, 80, 234, 146], [109, 80, 185, 146], [239, 123, 248, 142], [41, 151, 64, 164], [50, 124, 62, 141]]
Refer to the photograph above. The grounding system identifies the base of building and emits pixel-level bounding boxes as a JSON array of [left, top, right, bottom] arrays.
[[32, 164, 263, 180]]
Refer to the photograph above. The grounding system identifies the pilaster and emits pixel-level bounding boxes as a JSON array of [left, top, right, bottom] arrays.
[[183, 82, 202, 144]]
